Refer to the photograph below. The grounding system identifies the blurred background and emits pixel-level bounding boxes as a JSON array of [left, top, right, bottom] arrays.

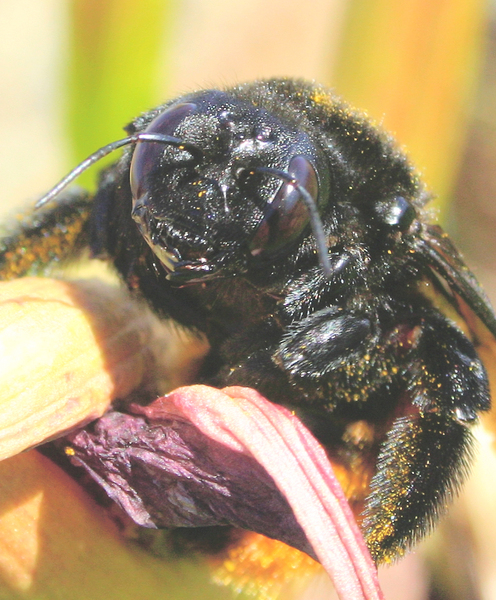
[[0, 1, 495, 599]]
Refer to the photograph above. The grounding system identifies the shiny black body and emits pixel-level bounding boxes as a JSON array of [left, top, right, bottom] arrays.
[[2, 78, 495, 562]]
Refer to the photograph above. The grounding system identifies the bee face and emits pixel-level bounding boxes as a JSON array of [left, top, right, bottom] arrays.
[[2, 78, 495, 563], [128, 89, 328, 283]]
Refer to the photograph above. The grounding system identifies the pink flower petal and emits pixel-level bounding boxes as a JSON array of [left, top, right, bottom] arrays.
[[161, 385, 383, 600], [66, 384, 383, 600]]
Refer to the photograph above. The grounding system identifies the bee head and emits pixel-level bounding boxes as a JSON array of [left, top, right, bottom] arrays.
[[128, 90, 331, 283]]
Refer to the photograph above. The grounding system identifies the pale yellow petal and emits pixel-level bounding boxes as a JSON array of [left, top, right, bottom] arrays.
[[0, 277, 162, 460]]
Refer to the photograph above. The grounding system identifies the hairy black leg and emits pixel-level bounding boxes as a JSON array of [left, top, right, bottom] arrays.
[[363, 312, 490, 562], [363, 412, 474, 562], [0, 188, 93, 279]]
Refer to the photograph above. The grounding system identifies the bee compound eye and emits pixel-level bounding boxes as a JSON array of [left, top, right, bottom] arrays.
[[130, 102, 198, 199], [249, 155, 319, 258]]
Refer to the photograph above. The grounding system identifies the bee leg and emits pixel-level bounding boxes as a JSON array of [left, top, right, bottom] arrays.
[[0, 188, 93, 280], [276, 306, 375, 378], [220, 307, 378, 404], [363, 312, 490, 562], [363, 411, 474, 562]]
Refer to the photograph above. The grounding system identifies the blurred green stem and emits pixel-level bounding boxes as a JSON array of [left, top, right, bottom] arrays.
[[66, 0, 176, 188]]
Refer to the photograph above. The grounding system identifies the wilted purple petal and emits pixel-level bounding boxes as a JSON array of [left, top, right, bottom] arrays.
[[67, 409, 313, 556], [66, 385, 383, 600]]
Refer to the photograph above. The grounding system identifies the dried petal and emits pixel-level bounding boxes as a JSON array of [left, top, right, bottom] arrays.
[[68, 408, 314, 556], [67, 385, 384, 600]]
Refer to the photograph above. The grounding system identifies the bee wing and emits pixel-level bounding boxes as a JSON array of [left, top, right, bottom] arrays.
[[419, 224, 496, 340]]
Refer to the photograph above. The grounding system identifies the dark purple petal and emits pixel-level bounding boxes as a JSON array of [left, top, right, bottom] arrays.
[[66, 385, 383, 600], [67, 409, 313, 557]]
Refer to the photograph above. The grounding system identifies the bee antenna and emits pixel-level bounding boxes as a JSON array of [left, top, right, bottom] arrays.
[[250, 166, 332, 278], [35, 133, 202, 209]]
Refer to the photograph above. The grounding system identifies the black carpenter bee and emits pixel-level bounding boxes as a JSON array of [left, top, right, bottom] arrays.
[[1, 78, 495, 563]]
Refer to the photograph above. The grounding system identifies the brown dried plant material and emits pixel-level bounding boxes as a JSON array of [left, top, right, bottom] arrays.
[[0, 277, 167, 460]]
